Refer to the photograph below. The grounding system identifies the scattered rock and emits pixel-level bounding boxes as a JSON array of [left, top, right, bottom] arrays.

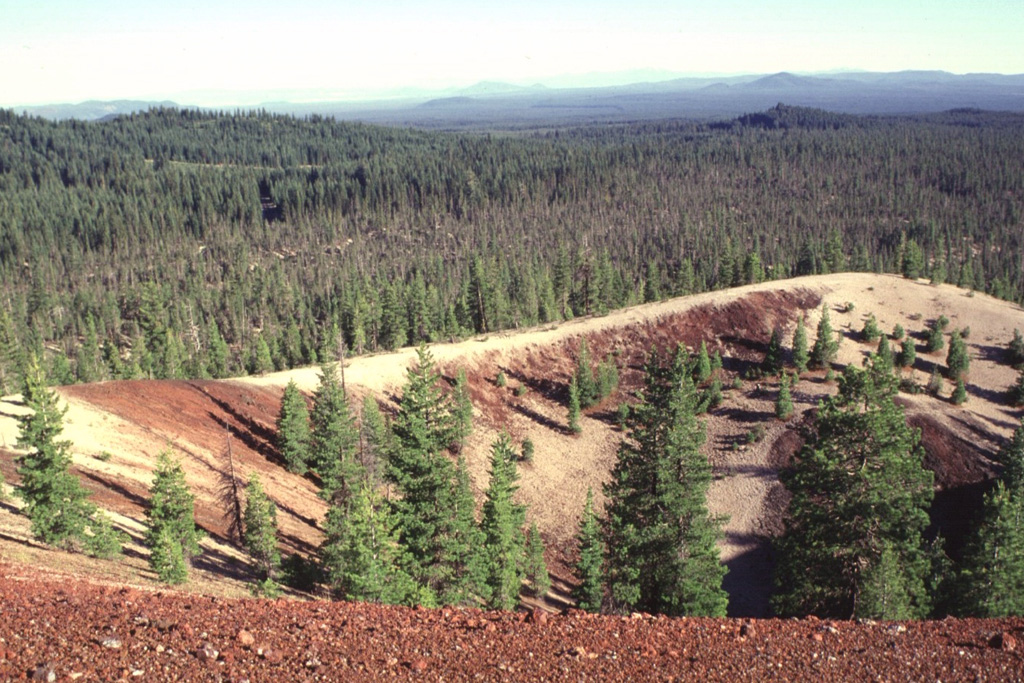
[[237, 630, 255, 648], [990, 632, 1017, 652], [31, 664, 56, 682], [408, 659, 429, 673], [529, 609, 548, 626], [153, 619, 176, 632], [196, 643, 219, 663], [97, 636, 122, 649], [739, 623, 755, 638]]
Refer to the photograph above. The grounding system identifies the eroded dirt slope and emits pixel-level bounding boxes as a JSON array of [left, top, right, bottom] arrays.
[[1, 273, 1023, 615]]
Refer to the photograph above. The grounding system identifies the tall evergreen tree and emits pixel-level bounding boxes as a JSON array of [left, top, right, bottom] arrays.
[[773, 361, 934, 618], [1009, 329, 1024, 368], [481, 434, 527, 610], [693, 341, 712, 384], [276, 380, 311, 474], [809, 305, 839, 370], [954, 419, 1024, 616], [15, 356, 94, 548], [898, 337, 917, 370], [386, 345, 466, 603], [945, 329, 970, 380], [524, 521, 551, 598], [573, 487, 605, 613], [776, 372, 794, 420], [309, 363, 361, 502], [602, 346, 728, 616], [439, 455, 488, 605], [567, 374, 582, 434], [146, 451, 203, 583], [791, 317, 809, 375], [761, 328, 784, 376], [575, 337, 597, 408], [242, 474, 281, 583], [321, 484, 419, 605]]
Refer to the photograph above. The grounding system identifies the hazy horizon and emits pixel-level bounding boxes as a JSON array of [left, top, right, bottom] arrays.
[[4, 0, 1023, 108]]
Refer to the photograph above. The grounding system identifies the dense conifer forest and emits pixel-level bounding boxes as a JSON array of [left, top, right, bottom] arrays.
[[1, 104, 1022, 386]]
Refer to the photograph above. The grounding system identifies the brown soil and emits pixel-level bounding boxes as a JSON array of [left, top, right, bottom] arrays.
[[2, 564, 1023, 682]]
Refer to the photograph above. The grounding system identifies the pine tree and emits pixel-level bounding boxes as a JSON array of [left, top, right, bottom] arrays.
[[451, 367, 474, 450], [481, 434, 527, 610], [386, 345, 466, 603], [359, 395, 390, 481], [603, 346, 728, 616], [776, 373, 794, 420], [898, 337, 917, 370], [146, 451, 203, 583], [575, 338, 597, 408], [439, 455, 488, 606], [762, 328, 783, 376], [524, 521, 551, 598], [861, 314, 881, 343], [309, 363, 361, 502], [954, 419, 1024, 616], [945, 329, 970, 380], [1009, 329, 1024, 368], [15, 356, 94, 547], [276, 380, 311, 474], [773, 363, 934, 618], [321, 484, 419, 605], [567, 374, 582, 434], [875, 334, 894, 373], [791, 317, 809, 375], [573, 487, 604, 613], [693, 341, 712, 384], [809, 305, 839, 370], [951, 377, 968, 405], [1009, 368, 1024, 407], [926, 316, 948, 353], [857, 541, 916, 620], [243, 474, 281, 583]]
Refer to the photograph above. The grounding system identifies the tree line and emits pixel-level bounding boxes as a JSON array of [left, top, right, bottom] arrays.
[[1, 106, 1023, 392]]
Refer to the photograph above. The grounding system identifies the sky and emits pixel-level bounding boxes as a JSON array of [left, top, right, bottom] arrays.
[[2, 0, 1022, 107]]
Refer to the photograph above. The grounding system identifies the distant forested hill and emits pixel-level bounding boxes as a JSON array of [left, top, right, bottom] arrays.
[[0, 105, 1021, 387]]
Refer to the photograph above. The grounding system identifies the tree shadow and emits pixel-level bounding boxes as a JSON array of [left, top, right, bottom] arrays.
[[79, 470, 150, 511], [509, 402, 571, 436], [503, 367, 566, 404], [207, 412, 286, 469], [722, 531, 775, 618]]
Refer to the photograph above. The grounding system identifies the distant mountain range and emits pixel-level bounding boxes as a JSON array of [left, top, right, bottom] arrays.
[[10, 71, 1024, 128]]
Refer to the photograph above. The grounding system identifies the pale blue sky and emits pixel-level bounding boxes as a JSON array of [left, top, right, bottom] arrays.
[[2, 0, 1021, 106]]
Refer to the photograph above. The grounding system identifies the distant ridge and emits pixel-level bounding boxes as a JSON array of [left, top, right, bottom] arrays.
[[9, 70, 1024, 125]]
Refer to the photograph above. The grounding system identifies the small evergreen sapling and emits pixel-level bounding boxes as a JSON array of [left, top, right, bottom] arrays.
[[791, 317, 809, 375], [243, 474, 281, 585], [951, 377, 968, 405], [573, 488, 604, 613], [945, 330, 970, 380], [567, 375, 582, 434], [810, 305, 839, 370], [761, 329, 784, 376], [898, 338, 917, 370], [776, 373, 794, 420], [524, 521, 551, 598], [146, 451, 203, 584], [861, 314, 882, 343]]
